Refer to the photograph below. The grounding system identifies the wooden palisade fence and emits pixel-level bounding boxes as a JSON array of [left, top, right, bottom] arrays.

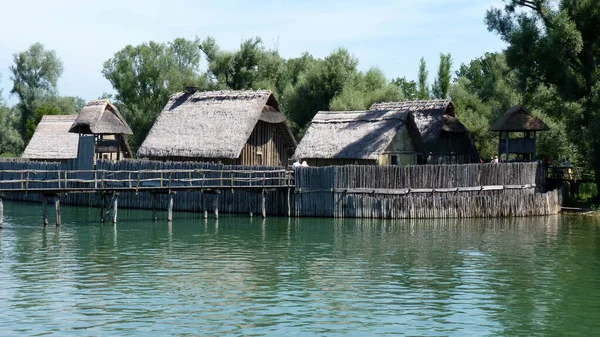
[[0, 159, 562, 220]]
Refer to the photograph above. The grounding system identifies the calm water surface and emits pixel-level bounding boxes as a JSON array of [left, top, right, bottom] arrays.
[[1, 201, 599, 336]]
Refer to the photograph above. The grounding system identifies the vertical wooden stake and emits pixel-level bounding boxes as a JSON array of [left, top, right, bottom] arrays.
[[287, 188, 291, 217], [167, 193, 174, 222], [203, 192, 208, 219], [0, 197, 4, 228], [55, 196, 61, 226], [112, 195, 118, 224], [261, 189, 266, 218], [100, 194, 106, 223], [152, 193, 157, 221], [42, 196, 49, 226], [214, 194, 219, 219]]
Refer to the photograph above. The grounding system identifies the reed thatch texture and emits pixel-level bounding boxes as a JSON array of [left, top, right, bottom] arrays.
[[22, 115, 79, 160], [69, 100, 133, 135], [489, 105, 550, 132], [137, 90, 296, 160], [294, 109, 425, 161], [370, 99, 462, 145]]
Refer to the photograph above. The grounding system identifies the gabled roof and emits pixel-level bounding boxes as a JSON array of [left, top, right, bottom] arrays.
[[22, 115, 79, 160], [489, 105, 550, 132], [137, 90, 296, 159], [370, 99, 466, 146], [293, 109, 425, 160], [69, 100, 133, 135]]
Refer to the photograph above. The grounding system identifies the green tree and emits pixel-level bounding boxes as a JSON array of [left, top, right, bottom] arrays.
[[103, 38, 207, 149], [330, 68, 403, 111], [391, 77, 418, 100], [9, 43, 64, 140], [280, 48, 359, 135], [200, 36, 285, 92], [0, 77, 23, 156], [417, 57, 429, 100], [432, 53, 452, 99], [486, 0, 600, 196]]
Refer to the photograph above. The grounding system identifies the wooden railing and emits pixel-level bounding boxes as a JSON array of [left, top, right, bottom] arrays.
[[0, 168, 294, 193]]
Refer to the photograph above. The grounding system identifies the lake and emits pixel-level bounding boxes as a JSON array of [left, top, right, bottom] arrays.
[[1, 201, 599, 336]]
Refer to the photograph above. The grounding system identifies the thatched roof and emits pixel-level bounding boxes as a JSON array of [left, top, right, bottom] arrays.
[[294, 109, 425, 161], [370, 100, 468, 146], [22, 115, 79, 160], [489, 105, 550, 132], [137, 90, 296, 159], [69, 100, 133, 135]]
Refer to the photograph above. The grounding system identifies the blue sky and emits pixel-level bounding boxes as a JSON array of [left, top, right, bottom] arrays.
[[0, 0, 506, 106]]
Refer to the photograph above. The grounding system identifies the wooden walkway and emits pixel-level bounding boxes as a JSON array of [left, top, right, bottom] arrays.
[[0, 168, 293, 227]]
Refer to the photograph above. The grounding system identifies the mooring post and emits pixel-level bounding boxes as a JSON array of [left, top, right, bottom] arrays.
[[167, 193, 174, 222], [203, 192, 208, 219], [55, 196, 61, 226], [152, 193, 157, 222], [100, 193, 106, 223], [112, 194, 118, 224], [287, 188, 291, 217], [42, 196, 49, 226], [0, 196, 4, 229], [261, 189, 266, 218], [214, 194, 219, 219]]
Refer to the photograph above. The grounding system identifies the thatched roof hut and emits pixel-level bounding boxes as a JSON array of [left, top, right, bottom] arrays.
[[137, 90, 297, 166], [22, 115, 79, 161], [294, 109, 426, 166], [489, 105, 549, 132], [370, 100, 479, 164], [69, 100, 133, 135]]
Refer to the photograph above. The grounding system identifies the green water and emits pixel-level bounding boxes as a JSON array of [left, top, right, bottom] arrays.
[[1, 201, 599, 336]]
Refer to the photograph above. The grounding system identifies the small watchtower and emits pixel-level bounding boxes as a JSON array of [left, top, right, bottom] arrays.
[[489, 105, 549, 162]]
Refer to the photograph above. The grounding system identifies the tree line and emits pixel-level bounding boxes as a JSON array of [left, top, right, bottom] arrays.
[[0, 0, 598, 196]]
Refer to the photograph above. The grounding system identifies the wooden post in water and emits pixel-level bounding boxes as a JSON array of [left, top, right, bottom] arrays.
[[42, 196, 49, 226], [167, 193, 174, 222], [55, 196, 61, 226], [261, 189, 266, 218], [214, 194, 219, 219], [287, 188, 291, 217], [202, 191, 208, 219], [152, 193, 157, 221], [100, 193, 106, 223], [112, 194, 118, 224], [0, 196, 3, 228]]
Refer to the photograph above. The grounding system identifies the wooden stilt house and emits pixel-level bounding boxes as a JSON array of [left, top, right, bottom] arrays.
[[293, 109, 426, 166], [489, 105, 549, 162], [137, 90, 297, 166], [370, 100, 479, 164], [68, 100, 133, 162]]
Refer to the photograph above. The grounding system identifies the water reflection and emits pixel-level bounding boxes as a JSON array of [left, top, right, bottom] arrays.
[[0, 201, 599, 336]]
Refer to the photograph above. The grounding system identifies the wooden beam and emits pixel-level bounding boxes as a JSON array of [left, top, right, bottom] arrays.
[[42, 196, 49, 226], [213, 194, 219, 219], [112, 194, 118, 224], [167, 193, 174, 222], [261, 189, 266, 218]]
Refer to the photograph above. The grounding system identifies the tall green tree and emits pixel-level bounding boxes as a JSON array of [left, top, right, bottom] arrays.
[[417, 57, 430, 100], [330, 68, 403, 111], [432, 53, 452, 99], [0, 76, 23, 156], [200, 37, 285, 92], [280, 48, 359, 135], [103, 38, 207, 149], [486, 0, 600, 196], [391, 77, 418, 100], [9, 43, 64, 141]]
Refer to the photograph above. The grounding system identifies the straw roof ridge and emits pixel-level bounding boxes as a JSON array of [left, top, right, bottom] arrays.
[[489, 105, 550, 132], [138, 90, 295, 159], [294, 109, 424, 161], [69, 99, 133, 135], [370, 99, 465, 147], [22, 115, 79, 160]]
